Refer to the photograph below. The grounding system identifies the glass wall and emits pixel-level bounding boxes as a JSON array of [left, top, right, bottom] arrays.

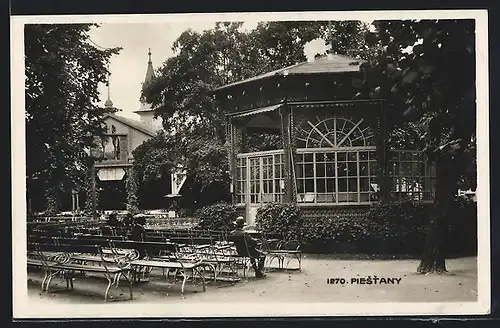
[[234, 115, 436, 206], [236, 151, 284, 205], [388, 150, 436, 201], [296, 149, 377, 204]]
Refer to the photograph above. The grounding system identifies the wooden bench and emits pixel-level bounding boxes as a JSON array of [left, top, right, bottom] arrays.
[[27, 243, 134, 302]]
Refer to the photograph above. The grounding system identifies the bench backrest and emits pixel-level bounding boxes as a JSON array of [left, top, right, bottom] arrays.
[[75, 234, 125, 241], [53, 237, 110, 247], [30, 242, 101, 255], [168, 236, 213, 246], [110, 240, 179, 256]]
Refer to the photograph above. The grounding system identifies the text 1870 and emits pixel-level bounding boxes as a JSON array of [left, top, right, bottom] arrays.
[[327, 278, 346, 284]]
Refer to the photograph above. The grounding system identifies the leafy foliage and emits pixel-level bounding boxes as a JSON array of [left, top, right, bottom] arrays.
[[255, 203, 302, 240], [125, 168, 140, 214], [356, 19, 476, 271], [132, 130, 176, 184], [138, 21, 377, 203], [25, 24, 121, 211], [359, 19, 476, 168], [194, 202, 238, 232], [255, 199, 476, 255]]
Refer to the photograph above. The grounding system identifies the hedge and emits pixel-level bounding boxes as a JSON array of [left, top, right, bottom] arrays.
[[255, 198, 477, 256], [194, 202, 237, 232]]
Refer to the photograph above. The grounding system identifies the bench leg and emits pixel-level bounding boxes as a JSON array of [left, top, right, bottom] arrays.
[[194, 267, 206, 292], [104, 275, 113, 302], [40, 269, 50, 292], [44, 271, 60, 294], [121, 270, 134, 300]]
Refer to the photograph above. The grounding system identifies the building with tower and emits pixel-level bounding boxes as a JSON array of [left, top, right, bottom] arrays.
[[66, 49, 174, 212]]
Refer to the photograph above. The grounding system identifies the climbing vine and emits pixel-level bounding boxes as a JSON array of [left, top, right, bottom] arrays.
[[125, 167, 140, 214], [45, 184, 61, 215], [83, 166, 99, 215]]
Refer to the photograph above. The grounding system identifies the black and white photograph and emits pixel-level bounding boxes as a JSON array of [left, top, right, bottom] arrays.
[[11, 10, 490, 318]]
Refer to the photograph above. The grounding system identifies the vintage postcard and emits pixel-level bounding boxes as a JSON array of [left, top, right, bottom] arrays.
[[11, 10, 490, 318]]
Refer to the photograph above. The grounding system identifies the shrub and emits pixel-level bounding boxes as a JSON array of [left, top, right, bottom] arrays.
[[255, 202, 302, 240], [255, 198, 476, 256], [194, 202, 237, 232]]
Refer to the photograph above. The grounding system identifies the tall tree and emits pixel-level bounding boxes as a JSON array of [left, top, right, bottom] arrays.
[[25, 24, 121, 213], [358, 19, 476, 273], [140, 21, 377, 203]]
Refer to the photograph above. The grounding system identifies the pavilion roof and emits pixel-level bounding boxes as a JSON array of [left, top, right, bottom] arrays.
[[214, 54, 365, 91]]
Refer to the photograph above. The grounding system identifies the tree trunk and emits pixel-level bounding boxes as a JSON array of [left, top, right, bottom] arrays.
[[417, 202, 448, 273], [417, 153, 456, 274]]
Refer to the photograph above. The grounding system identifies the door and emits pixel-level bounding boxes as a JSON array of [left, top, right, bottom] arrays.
[[246, 157, 261, 226]]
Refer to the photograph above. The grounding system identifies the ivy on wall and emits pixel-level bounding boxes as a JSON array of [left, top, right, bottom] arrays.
[[125, 167, 140, 214], [83, 167, 99, 214], [45, 184, 61, 215]]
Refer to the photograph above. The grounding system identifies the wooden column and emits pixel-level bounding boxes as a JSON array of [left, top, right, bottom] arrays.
[[280, 104, 294, 203], [227, 117, 238, 205], [376, 101, 390, 201]]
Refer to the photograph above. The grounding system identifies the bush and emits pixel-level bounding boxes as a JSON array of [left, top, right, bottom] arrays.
[[255, 198, 477, 256], [194, 202, 237, 232], [255, 202, 302, 240]]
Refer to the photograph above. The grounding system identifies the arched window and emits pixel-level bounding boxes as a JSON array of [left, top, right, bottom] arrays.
[[297, 116, 375, 149], [294, 115, 377, 204]]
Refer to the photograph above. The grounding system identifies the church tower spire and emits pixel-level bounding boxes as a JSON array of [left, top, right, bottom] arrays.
[[135, 48, 163, 131], [144, 48, 155, 86], [104, 65, 114, 108]]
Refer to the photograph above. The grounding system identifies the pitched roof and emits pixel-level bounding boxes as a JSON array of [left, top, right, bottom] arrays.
[[104, 113, 156, 137], [214, 54, 365, 91]]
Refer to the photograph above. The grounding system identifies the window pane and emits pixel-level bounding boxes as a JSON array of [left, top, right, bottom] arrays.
[[338, 163, 347, 177], [316, 153, 327, 162], [337, 193, 349, 202], [348, 152, 357, 161], [326, 178, 335, 192], [348, 193, 359, 202], [317, 179, 326, 193], [348, 162, 358, 176], [338, 178, 347, 192], [359, 152, 369, 161], [326, 163, 336, 177], [348, 178, 358, 192], [360, 178, 370, 191], [304, 164, 314, 177], [337, 152, 346, 162], [359, 193, 370, 202], [297, 179, 304, 194], [359, 162, 369, 176], [305, 179, 315, 192], [305, 153, 313, 162], [316, 163, 325, 177], [326, 153, 335, 162], [296, 164, 303, 178]]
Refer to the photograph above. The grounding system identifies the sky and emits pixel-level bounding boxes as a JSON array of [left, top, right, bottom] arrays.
[[89, 21, 330, 120]]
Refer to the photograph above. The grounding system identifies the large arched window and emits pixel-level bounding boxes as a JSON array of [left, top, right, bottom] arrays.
[[295, 116, 377, 204], [297, 116, 375, 149]]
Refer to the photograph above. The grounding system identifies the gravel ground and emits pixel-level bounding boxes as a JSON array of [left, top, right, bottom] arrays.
[[26, 255, 478, 304]]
